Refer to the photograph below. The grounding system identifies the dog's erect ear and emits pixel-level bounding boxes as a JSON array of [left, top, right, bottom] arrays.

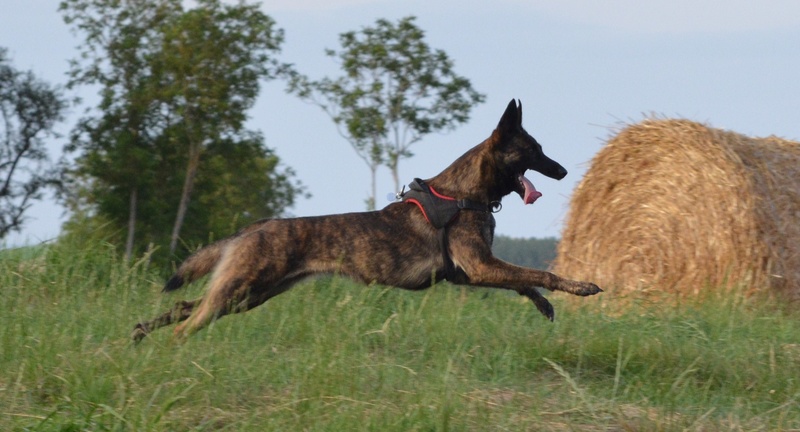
[[497, 99, 521, 134]]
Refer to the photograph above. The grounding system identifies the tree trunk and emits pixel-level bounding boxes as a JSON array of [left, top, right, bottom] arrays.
[[169, 145, 201, 254], [390, 160, 400, 198], [367, 165, 377, 211], [124, 187, 137, 261]]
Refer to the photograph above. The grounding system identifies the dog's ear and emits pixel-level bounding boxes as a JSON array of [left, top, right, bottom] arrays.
[[497, 99, 521, 134]]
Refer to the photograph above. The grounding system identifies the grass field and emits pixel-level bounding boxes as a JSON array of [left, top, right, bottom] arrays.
[[2, 236, 799, 431]]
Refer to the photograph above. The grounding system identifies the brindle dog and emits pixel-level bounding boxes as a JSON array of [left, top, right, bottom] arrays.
[[132, 99, 601, 342]]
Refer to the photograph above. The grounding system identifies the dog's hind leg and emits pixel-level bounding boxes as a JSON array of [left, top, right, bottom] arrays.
[[131, 298, 201, 343], [171, 279, 294, 340], [171, 238, 299, 340]]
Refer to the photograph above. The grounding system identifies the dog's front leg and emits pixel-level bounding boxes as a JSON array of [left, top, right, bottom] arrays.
[[519, 286, 556, 321], [456, 255, 602, 296], [450, 251, 601, 320]]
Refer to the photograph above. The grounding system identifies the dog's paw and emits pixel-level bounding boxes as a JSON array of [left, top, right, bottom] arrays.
[[578, 281, 602, 296], [560, 280, 603, 296], [131, 323, 149, 344]]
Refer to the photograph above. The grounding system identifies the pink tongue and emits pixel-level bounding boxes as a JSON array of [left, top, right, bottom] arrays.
[[519, 174, 542, 204]]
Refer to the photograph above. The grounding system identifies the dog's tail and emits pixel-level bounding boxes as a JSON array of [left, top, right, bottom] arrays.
[[163, 240, 228, 292]]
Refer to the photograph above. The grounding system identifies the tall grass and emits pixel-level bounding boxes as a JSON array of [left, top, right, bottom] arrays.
[[1, 236, 799, 431]]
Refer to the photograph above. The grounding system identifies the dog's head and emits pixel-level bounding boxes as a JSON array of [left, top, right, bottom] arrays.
[[492, 99, 567, 204]]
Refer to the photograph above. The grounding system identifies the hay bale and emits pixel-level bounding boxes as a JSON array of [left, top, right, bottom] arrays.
[[553, 119, 800, 299]]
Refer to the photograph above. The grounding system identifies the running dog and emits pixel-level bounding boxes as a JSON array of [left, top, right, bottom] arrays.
[[132, 99, 602, 342]]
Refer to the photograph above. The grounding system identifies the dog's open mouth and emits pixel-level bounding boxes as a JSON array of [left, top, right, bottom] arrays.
[[518, 173, 542, 205]]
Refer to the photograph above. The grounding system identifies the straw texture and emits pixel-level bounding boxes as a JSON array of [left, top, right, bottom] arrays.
[[554, 119, 800, 299]]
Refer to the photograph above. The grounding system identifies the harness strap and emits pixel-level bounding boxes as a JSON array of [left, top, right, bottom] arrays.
[[402, 178, 492, 228], [439, 225, 455, 281], [400, 178, 493, 281]]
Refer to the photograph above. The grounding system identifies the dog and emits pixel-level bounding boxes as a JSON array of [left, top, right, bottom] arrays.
[[132, 99, 601, 342]]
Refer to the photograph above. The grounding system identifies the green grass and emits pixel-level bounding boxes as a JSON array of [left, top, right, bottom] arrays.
[[1, 237, 799, 431]]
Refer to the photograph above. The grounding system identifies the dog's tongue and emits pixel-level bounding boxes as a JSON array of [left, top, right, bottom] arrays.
[[519, 174, 542, 204]]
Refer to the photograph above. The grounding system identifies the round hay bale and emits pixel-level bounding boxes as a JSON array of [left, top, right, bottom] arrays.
[[553, 119, 800, 299]]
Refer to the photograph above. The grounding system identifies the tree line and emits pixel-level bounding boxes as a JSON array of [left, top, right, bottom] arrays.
[[1, 0, 484, 265], [492, 236, 558, 270]]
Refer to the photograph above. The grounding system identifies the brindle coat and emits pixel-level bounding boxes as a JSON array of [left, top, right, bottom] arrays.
[[132, 99, 601, 342]]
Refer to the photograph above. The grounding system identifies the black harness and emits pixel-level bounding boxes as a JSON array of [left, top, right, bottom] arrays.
[[400, 178, 499, 281]]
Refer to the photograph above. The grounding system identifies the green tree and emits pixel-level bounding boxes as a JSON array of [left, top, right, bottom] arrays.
[[78, 128, 305, 264], [0, 48, 67, 239], [152, 0, 290, 253], [60, 0, 303, 261], [290, 16, 485, 209], [491, 236, 559, 270], [188, 132, 303, 241], [60, 0, 179, 259]]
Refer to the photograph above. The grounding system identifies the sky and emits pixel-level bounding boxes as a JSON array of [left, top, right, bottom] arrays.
[[1, 0, 799, 247]]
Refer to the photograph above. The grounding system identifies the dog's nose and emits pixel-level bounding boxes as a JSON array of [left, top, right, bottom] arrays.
[[557, 166, 568, 179]]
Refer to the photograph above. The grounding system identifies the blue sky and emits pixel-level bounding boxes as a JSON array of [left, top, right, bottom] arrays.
[[1, 0, 799, 246]]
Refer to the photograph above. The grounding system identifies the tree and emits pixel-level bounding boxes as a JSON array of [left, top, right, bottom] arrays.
[[61, 0, 304, 261], [492, 236, 558, 270], [0, 48, 66, 239], [185, 132, 304, 241], [290, 16, 485, 209], [152, 0, 290, 253], [60, 0, 180, 259]]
